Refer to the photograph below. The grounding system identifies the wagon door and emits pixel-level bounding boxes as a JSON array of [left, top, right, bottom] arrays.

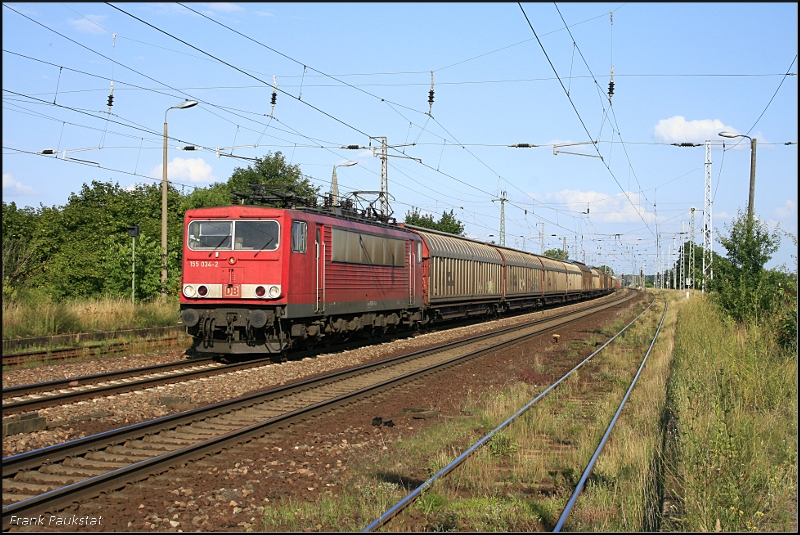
[[315, 224, 325, 313]]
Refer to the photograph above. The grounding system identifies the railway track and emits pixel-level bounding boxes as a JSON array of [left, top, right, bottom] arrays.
[[363, 294, 666, 532], [1, 291, 634, 526], [1, 357, 218, 416], [2, 293, 622, 416], [2, 335, 183, 369]]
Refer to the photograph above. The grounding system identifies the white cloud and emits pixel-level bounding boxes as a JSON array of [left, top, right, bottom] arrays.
[[203, 3, 244, 13], [653, 116, 738, 144], [149, 157, 216, 183], [774, 199, 797, 220], [542, 188, 652, 223], [3, 173, 36, 196], [67, 14, 108, 35]]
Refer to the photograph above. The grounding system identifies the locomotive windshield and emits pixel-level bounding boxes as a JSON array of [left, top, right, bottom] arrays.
[[187, 220, 280, 251]]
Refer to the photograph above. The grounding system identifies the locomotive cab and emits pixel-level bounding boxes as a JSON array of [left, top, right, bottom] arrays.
[[180, 206, 289, 354]]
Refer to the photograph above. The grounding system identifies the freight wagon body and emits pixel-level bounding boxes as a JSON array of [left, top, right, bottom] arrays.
[[413, 228, 503, 319]]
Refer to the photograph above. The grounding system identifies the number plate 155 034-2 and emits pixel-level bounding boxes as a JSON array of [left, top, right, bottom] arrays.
[[224, 284, 241, 297]]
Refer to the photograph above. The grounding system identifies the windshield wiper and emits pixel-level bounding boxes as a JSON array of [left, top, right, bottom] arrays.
[[253, 236, 275, 257]]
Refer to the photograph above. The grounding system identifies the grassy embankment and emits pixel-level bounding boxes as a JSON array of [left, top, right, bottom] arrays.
[[661, 294, 797, 532], [2, 297, 179, 340], [256, 290, 796, 531]]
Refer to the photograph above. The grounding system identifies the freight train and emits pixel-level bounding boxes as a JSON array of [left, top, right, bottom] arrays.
[[179, 191, 618, 355]]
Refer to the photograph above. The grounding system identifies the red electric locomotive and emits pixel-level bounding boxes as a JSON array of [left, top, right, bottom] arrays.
[[180, 203, 423, 354]]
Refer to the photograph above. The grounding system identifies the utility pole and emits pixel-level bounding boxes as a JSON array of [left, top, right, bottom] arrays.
[[680, 222, 685, 291], [376, 136, 389, 217], [672, 235, 677, 290], [492, 190, 508, 246], [563, 236, 567, 257], [128, 225, 139, 304], [689, 207, 696, 290], [702, 141, 714, 293], [343, 138, 419, 218]]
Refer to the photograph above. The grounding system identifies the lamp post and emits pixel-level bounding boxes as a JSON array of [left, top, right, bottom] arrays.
[[718, 131, 757, 220], [331, 161, 358, 206], [162, 100, 197, 297]]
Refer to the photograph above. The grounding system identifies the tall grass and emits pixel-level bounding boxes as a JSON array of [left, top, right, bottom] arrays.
[[665, 296, 797, 532], [2, 296, 179, 339]]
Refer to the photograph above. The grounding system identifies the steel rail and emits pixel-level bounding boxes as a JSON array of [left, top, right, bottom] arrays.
[[553, 297, 668, 532], [2, 292, 634, 527], [362, 292, 654, 532], [2, 356, 213, 398], [2, 357, 271, 415]]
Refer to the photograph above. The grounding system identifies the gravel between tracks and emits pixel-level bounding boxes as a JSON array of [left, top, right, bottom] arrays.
[[2, 294, 622, 458]]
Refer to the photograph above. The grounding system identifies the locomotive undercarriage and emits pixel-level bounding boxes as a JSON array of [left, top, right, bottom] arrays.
[[181, 289, 612, 357], [181, 305, 426, 356]]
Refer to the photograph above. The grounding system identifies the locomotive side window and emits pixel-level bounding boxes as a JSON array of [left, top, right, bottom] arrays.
[[291, 221, 307, 253], [235, 221, 280, 251], [187, 221, 232, 250]]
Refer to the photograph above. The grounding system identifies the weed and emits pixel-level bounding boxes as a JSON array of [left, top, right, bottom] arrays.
[[488, 432, 518, 457], [417, 491, 448, 514]]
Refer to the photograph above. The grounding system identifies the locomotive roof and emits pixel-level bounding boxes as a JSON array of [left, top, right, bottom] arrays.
[[185, 205, 418, 237]]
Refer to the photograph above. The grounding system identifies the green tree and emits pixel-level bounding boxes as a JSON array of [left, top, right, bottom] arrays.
[[2, 202, 41, 300], [102, 232, 169, 301], [182, 152, 319, 210], [712, 209, 782, 324], [596, 264, 613, 275], [544, 248, 569, 261], [404, 208, 465, 236]]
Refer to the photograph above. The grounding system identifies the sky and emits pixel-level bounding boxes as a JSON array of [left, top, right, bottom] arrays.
[[3, 2, 798, 278]]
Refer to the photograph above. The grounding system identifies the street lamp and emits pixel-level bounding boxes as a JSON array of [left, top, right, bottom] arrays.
[[718, 131, 757, 220], [331, 161, 358, 206], [162, 100, 197, 297]]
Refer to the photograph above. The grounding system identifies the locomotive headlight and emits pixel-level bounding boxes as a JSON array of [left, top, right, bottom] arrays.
[[197, 285, 209, 297], [228, 257, 237, 265], [183, 285, 196, 298], [255, 286, 266, 297], [268, 285, 281, 298]]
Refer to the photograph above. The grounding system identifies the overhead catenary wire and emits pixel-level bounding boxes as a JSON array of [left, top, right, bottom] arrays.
[[518, 2, 654, 237]]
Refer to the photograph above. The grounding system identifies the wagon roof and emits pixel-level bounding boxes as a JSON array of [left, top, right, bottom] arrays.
[[413, 228, 502, 263]]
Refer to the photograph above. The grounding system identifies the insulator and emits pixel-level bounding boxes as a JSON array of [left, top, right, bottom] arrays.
[[607, 80, 614, 98], [428, 89, 434, 105], [345, 145, 361, 150], [271, 92, 277, 106], [107, 94, 114, 107]]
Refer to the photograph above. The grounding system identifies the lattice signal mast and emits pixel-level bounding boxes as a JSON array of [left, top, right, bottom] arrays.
[[702, 141, 713, 293], [492, 191, 508, 246], [689, 207, 696, 289]]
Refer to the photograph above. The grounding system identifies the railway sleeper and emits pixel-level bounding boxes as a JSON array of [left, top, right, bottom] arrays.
[[4, 480, 55, 494], [40, 464, 107, 477], [13, 471, 80, 486], [62, 457, 127, 470]]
